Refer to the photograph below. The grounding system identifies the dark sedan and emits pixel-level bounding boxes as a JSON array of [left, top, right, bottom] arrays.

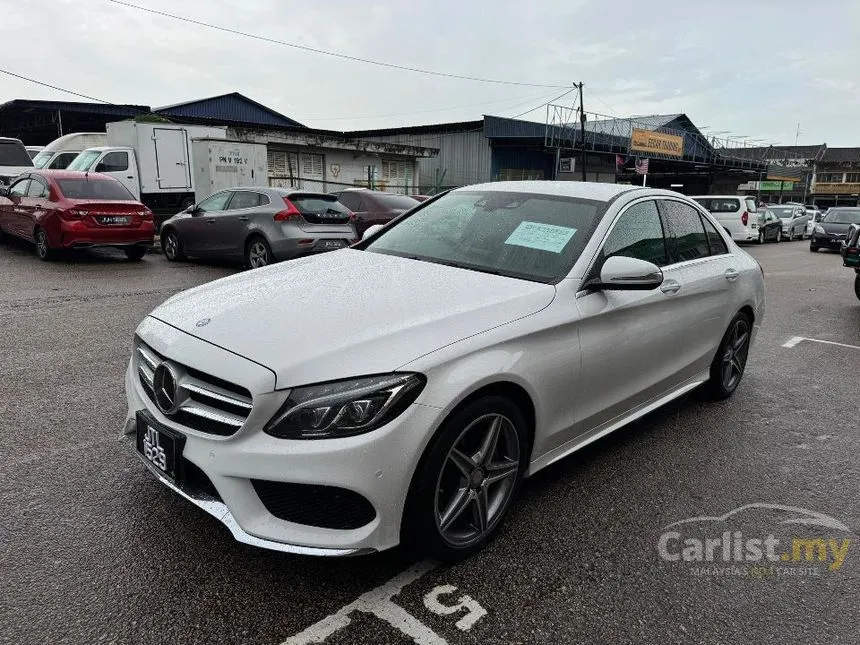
[[333, 189, 420, 236], [810, 207, 860, 252]]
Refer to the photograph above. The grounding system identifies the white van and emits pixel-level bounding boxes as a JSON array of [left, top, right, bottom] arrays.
[[691, 195, 761, 242], [31, 132, 107, 170]]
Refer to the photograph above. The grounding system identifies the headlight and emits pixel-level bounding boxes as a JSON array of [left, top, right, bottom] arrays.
[[264, 373, 426, 439], [815, 225, 825, 235]]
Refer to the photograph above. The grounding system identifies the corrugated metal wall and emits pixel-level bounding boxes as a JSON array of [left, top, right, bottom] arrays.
[[360, 130, 491, 192]]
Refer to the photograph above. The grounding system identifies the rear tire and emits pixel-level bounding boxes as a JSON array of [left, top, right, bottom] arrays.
[[34, 228, 54, 261], [855, 274, 860, 302], [775, 229, 781, 243], [124, 246, 146, 261], [161, 229, 185, 261], [402, 396, 528, 561], [810, 245, 819, 253], [245, 236, 273, 269], [758, 230, 765, 244], [706, 312, 752, 400]]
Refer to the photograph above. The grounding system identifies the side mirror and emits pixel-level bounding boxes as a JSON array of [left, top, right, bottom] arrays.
[[362, 224, 384, 240], [598, 256, 664, 291], [0, 186, 8, 198], [184, 205, 196, 214]]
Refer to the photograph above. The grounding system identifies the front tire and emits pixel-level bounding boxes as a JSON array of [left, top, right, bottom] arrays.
[[245, 236, 273, 269], [758, 230, 765, 245], [161, 229, 185, 261], [706, 312, 752, 400], [810, 245, 819, 253], [855, 274, 860, 302], [35, 228, 54, 261], [403, 396, 527, 560], [775, 229, 782, 243]]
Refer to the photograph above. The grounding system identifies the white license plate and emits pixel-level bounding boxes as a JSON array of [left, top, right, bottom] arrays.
[[100, 216, 130, 225], [319, 240, 346, 249]]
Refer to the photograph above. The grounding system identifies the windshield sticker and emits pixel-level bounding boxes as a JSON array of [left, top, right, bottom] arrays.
[[504, 222, 577, 253]]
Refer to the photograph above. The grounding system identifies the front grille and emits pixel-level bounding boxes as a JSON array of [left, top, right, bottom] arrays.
[[251, 480, 377, 530], [136, 338, 253, 436]]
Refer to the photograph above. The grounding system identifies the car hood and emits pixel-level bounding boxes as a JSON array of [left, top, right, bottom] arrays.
[[148, 249, 555, 388], [820, 221, 856, 234], [0, 165, 33, 179]]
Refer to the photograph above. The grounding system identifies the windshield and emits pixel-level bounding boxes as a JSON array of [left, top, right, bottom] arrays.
[[0, 141, 34, 167], [769, 206, 795, 217], [56, 178, 136, 201], [823, 209, 860, 225], [363, 190, 604, 283], [66, 150, 101, 172], [375, 193, 420, 210], [32, 151, 53, 168]]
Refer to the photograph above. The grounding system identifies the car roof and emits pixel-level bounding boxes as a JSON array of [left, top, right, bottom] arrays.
[[689, 195, 748, 199], [31, 169, 116, 180], [457, 181, 647, 202]]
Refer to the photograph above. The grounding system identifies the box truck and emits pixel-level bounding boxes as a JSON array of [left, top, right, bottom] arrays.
[[190, 138, 268, 198], [32, 132, 108, 170]]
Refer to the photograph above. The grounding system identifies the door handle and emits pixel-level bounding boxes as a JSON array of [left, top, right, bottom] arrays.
[[238, 216, 249, 221], [660, 280, 681, 294], [206, 219, 216, 224], [725, 268, 739, 282]]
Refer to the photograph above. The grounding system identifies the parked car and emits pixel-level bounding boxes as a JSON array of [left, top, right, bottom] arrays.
[[756, 209, 784, 243], [810, 207, 860, 252], [160, 187, 357, 268], [0, 170, 154, 261], [841, 225, 860, 301], [333, 188, 420, 236], [124, 181, 764, 558], [0, 137, 34, 186], [32, 132, 108, 170], [25, 146, 45, 160], [691, 195, 760, 242], [767, 204, 810, 240], [805, 205, 824, 237]]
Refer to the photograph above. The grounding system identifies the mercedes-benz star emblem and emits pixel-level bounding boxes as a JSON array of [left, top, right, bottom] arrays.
[[153, 362, 179, 414], [196, 318, 211, 327]]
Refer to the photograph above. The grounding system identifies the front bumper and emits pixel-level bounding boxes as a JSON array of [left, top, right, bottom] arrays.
[[122, 318, 443, 554]]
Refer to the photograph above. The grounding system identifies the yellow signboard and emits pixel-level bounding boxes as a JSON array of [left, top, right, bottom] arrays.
[[630, 128, 684, 157], [814, 182, 860, 195]]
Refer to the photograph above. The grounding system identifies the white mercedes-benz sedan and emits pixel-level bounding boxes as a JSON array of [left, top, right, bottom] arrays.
[[122, 181, 765, 559]]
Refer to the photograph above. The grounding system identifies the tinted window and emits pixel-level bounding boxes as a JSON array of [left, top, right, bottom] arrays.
[[745, 198, 758, 212], [700, 215, 729, 255], [55, 178, 135, 200], [600, 200, 668, 267], [337, 192, 362, 211], [661, 200, 710, 262], [96, 151, 129, 173], [373, 193, 420, 210], [364, 190, 604, 283], [197, 191, 231, 212], [0, 141, 33, 166], [824, 209, 860, 225], [227, 191, 262, 210], [9, 179, 30, 197], [290, 195, 351, 219], [48, 152, 80, 170], [26, 179, 49, 198]]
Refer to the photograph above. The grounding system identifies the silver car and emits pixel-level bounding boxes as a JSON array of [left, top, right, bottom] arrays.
[[160, 187, 358, 267]]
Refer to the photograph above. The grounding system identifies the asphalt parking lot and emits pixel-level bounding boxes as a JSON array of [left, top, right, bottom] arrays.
[[2, 236, 859, 645]]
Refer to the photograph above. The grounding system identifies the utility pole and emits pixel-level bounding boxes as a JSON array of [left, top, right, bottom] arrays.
[[578, 82, 587, 182]]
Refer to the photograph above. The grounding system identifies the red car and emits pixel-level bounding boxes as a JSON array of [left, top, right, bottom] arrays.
[[333, 189, 421, 236], [0, 170, 154, 261]]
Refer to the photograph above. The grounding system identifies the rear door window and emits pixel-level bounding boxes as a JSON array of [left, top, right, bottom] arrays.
[[660, 200, 711, 263], [26, 178, 49, 198], [700, 215, 729, 255], [226, 191, 262, 210]]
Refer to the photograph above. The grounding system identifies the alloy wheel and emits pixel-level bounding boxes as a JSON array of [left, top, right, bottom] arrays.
[[248, 240, 269, 268], [434, 413, 520, 547], [164, 233, 178, 260], [36, 230, 49, 259], [721, 318, 750, 391]]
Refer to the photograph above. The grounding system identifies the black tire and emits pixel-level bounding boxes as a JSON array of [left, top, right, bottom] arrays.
[[855, 274, 860, 302], [810, 245, 819, 253], [706, 312, 752, 400], [34, 228, 54, 261], [775, 229, 781, 243], [402, 396, 528, 560], [245, 235, 273, 269], [124, 246, 147, 261], [758, 230, 765, 245], [161, 229, 185, 261]]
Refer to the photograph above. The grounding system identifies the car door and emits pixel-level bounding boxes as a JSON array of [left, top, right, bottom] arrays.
[[212, 190, 261, 257], [182, 190, 232, 256], [25, 176, 52, 238], [4, 178, 32, 238], [574, 198, 691, 430], [659, 198, 739, 376]]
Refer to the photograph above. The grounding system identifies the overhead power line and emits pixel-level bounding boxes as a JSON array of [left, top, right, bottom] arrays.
[[509, 87, 577, 119], [0, 68, 119, 106], [107, 0, 569, 89]]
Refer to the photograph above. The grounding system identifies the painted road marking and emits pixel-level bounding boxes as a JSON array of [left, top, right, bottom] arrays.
[[423, 585, 487, 631], [281, 560, 445, 645], [782, 336, 860, 350]]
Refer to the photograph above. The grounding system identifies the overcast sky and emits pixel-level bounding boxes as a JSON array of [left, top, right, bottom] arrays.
[[2, 0, 858, 145]]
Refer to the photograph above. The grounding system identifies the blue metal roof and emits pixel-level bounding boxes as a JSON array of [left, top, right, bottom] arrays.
[[155, 92, 304, 129]]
